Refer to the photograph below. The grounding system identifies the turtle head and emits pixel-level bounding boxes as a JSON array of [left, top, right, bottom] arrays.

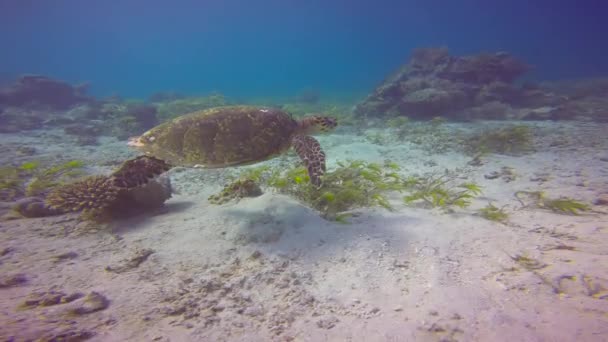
[[127, 133, 155, 150], [127, 131, 165, 156], [298, 115, 337, 135]]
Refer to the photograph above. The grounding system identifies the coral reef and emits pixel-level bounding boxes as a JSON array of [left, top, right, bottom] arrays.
[[353, 47, 562, 120], [99, 102, 160, 140], [44, 175, 119, 216], [45, 156, 173, 221], [0, 107, 47, 133], [0, 75, 92, 110], [125, 104, 159, 130]]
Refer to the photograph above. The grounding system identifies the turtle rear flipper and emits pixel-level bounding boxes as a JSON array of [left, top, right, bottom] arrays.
[[292, 135, 326, 187]]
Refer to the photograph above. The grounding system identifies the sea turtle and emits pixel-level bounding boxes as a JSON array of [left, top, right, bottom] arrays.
[[127, 105, 337, 186]]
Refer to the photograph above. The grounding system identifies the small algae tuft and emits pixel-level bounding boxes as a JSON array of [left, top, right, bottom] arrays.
[[208, 178, 263, 205], [478, 203, 509, 222], [542, 198, 590, 215], [25, 160, 86, 197], [403, 174, 482, 210], [510, 254, 547, 271]]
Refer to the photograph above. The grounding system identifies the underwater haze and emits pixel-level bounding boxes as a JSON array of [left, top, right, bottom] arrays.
[[1, 0, 608, 98], [2, 1, 608, 341]]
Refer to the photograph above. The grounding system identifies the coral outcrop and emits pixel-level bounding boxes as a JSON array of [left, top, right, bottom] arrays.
[[0, 75, 92, 110], [354, 47, 563, 120], [45, 176, 119, 215], [45, 156, 173, 221]]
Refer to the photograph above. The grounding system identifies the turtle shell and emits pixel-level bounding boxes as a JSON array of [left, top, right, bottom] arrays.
[[134, 106, 299, 167]]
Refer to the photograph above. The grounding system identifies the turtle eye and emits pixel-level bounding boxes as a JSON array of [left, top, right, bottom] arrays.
[[321, 118, 337, 130]]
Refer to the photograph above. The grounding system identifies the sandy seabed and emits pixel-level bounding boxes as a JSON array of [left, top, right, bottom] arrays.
[[1, 120, 607, 342]]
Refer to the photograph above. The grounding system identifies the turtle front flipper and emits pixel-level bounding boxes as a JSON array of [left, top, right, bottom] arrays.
[[292, 135, 326, 187], [110, 155, 173, 189]]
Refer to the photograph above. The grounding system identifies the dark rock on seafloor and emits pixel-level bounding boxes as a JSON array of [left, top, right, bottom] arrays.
[[68, 291, 110, 315], [0, 273, 27, 288], [594, 194, 608, 206], [13, 197, 64, 218]]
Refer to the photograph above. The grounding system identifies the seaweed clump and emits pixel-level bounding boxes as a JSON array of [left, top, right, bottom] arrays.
[[45, 156, 173, 222], [231, 161, 485, 221], [208, 179, 263, 205], [478, 203, 509, 222], [0, 160, 86, 201], [240, 160, 405, 221], [403, 174, 482, 209], [515, 191, 591, 215]]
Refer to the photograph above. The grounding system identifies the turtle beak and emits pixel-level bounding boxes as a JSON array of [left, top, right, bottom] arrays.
[[127, 136, 145, 148]]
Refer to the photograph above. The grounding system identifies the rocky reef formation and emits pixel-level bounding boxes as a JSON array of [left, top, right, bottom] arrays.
[[354, 47, 568, 121], [0, 75, 94, 133], [0, 75, 92, 110]]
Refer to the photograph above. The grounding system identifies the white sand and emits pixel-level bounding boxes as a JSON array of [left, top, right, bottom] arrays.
[[1, 121, 607, 341]]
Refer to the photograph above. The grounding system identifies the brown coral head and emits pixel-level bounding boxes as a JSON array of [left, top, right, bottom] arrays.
[[45, 176, 118, 214], [110, 155, 172, 189]]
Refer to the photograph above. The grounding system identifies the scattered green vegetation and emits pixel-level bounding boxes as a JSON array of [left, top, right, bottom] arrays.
[[515, 191, 591, 215], [403, 175, 482, 209], [26, 160, 86, 197], [0, 160, 86, 200], [465, 125, 534, 155], [478, 203, 509, 222], [230, 161, 484, 221], [234, 160, 406, 221]]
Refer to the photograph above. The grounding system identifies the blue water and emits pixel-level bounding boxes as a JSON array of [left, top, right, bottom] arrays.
[[1, 0, 607, 98]]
